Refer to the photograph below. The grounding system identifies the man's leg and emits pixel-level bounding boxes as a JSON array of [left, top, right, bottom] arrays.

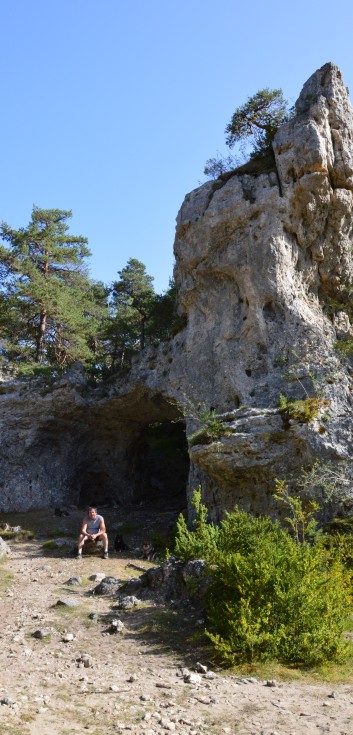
[[98, 531, 109, 558], [76, 533, 86, 558]]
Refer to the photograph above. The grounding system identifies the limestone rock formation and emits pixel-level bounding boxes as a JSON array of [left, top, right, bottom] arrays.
[[1, 62, 353, 520]]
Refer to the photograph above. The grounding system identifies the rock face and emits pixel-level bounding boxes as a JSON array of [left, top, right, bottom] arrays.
[[1, 62, 353, 520]]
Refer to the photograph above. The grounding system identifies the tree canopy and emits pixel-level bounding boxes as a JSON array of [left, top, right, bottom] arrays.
[[0, 211, 178, 381], [204, 87, 290, 179], [0, 207, 107, 369]]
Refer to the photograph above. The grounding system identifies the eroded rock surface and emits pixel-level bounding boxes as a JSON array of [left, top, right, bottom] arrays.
[[1, 62, 353, 519]]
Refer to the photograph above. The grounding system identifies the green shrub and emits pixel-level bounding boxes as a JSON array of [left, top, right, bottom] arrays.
[[205, 508, 351, 665], [174, 487, 219, 562], [174, 491, 352, 666], [188, 409, 234, 447], [278, 394, 330, 423]]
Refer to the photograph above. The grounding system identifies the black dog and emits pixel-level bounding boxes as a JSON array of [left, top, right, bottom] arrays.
[[141, 541, 159, 562], [54, 507, 70, 517], [114, 533, 130, 552]]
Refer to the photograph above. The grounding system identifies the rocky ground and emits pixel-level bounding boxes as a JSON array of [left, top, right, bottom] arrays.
[[0, 506, 353, 735]]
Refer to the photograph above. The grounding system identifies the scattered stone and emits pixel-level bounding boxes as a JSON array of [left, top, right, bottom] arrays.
[[33, 628, 52, 639], [116, 594, 141, 609], [89, 573, 106, 582], [265, 679, 277, 687], [93, 577, 122, 596], [0, 696, 16, 706], [55, 598, 80, 607], [88, 612, 98, 622], [46, 537, 73, 549], [195, 662, 208, 674], [184, 673, 202, 685], [66, 576, 82, 586], [127, 674, 137, 682], [159, 718, 176, 731], [61, 633, 74, 642], [77, 654, 93, 668], [328, 691, 337, 698], [109, 619, 124, 634], [204, 671, 215, 680]]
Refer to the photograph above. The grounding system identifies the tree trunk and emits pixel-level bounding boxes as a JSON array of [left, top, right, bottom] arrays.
[[35, 309, 47, 363], [140, 314, 146, 350]]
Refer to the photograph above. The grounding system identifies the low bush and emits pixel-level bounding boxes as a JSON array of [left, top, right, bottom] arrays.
[[278, 394, 330, 423], [174, 488, 219, 562], [173, 491, 352, 667]]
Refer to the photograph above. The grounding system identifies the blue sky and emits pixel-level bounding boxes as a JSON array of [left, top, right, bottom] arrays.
[[1, 0, 353, 294]]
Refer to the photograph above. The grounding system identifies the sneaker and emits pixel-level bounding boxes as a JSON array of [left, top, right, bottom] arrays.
[[76, 552, 82, 560], [102, 551, 109, 559]]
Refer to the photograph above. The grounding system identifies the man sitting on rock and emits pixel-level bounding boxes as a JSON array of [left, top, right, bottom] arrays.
[[76, 506, 109, 559]]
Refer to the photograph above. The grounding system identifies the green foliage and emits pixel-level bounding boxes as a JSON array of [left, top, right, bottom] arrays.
[[174, 488, 219, 562], [113, 258, 155, 350], [206, 523, 350, 665], [274, 479, 319, 543], [225, 88, 289, 156], [278, 394, 330, 423], [203, 152, 240, 180], [102, 263, 177, 375], [335, 339, 353, 358], [174, 492, 352, 666], [188, 408, 232, 447], [0, 207, 107, 369], [204, 88, 290, 179]]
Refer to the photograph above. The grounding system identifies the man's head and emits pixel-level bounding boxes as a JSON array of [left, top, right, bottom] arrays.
[[88, 506, 98, 519]]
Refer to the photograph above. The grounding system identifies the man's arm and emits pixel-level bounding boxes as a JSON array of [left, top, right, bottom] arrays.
[[80, 520, 88, 537], [99, 516, 106, 534]]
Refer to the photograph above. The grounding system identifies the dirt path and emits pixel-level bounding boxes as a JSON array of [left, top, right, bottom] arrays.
[[0, 511, 353, 735]]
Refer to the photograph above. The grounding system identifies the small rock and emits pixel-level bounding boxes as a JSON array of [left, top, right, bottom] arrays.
[[89, 573, 106, 582], [0, 537, 11, 559], [159, 718, 176, 731], [0, 696, 16, 706], [195, 662, 208, 674], [184, 672, 202, 685], [33, 628, 51, 639], [62, 633, 74, 642], [88, 612, 98, 622], [94, 577, 122, 596], [56, 598, 80, 607], [116, 595, 141, 609], [66, 576, 82, 586], [265, 679, 277, 687], [127, 674, 137, 682], [109, 619, 124, 634], [204, 671, 215, 679]]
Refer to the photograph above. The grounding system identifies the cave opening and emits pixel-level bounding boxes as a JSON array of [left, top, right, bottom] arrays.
[[130, 419, 189, 512], [76, 415, 189, 515]]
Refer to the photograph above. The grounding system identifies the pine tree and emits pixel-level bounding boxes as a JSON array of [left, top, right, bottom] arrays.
[[0, 207, 102, 369], [111, 258, 156, 352]]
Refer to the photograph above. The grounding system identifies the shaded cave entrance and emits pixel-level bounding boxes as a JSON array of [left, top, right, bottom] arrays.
[[77, 417, 189, 515], [129, 419, 189, 512]]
